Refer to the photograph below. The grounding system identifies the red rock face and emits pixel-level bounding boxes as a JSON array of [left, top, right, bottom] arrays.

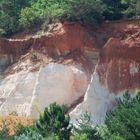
[[0, 23, 96, 76], [94, 19, 140, 93], [1, 20, 140, 94], [0, 23, 94, 61], [97, 36, 140, 93]]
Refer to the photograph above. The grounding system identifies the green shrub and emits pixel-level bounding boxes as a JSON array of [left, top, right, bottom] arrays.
[[122, 0, 140, 18], [0, 121, 10, 140], [99, 125, 125, 140], [14, 124, 42, 140], [0, 28, 6, 37], [1, 92, 140, 140], [102, 0, 125, 20], [104, 91, 140, 140], [20, 7, 40, 28], [0, 0, 31, 35], [1, 0, 140, 36], [13, 103, 71, 140], [64, 0, 105, 24], [72, 133, 88, 140], [19, 0, 105, 29], [19, 0, 67, 29], [36, 103, 72, 140], [73, 112, 100, 140]]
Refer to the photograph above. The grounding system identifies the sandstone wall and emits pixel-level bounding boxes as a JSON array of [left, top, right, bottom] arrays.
[[0, 63, 88, 117], [0, 23, 95, 61], [0, 20, 140, 121]]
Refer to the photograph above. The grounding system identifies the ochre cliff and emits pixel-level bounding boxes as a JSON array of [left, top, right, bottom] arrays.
[[70, 19, 140, 124], [97, 37, 140, 93], [97, 19, 140, 93], [1, 20, 140, 92], [0, 23, 94, 61], [0, 23, 97, 117], [0, 19, 140, 120]]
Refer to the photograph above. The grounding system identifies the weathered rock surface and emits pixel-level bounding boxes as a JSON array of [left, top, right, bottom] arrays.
[[0, 63, 88, 117], [97, 36, 140, 93], [0, 23, 94, 62], [0, 19, 140, 122], [70, 66, 126, 125], [71, 19, 140, 124]]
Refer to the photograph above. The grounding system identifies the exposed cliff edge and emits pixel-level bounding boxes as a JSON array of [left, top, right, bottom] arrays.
[[0, 23, 94, 63], [71, 19, 140, 124], [0, 20, 140, 122], [0, 23, 96, 117]]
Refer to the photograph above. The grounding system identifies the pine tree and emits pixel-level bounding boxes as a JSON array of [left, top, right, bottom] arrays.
[[36, 103, 72, 140], [105, 91, 140, 140]]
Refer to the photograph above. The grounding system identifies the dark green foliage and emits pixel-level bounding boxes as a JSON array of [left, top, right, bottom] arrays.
[[14, 123, 41, 139], [0, 121, 10, 140], [99, 125, 125, 140], [13, 103, 71, 140], [105, 91, 140, 140], [19, 0, 67, 28], [102, 0, 125, 20], [122, 0, 140, 18], [36, 103, 72, 140], [0, 0, 32, 36], [19, 0, 106, 30], [63, 0, 105, 24], [1, 0, 140, 36], [72, 133, 89, 140], [73, 112, 100, 140], [14, 125, 43, 140], [20, 7, 41, 28], [0, 92, 140, 140]]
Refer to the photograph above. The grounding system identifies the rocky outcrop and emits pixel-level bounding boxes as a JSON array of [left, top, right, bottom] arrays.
[[0, 19, 140, 122], [70, 66, 119, 125], [71, 35, 140, 124], [0, 63, 88, 117], [0, 23, 95, 61], [97, 36, 140, 93], [0, 23, 97, 117], [71, 19, 140, 125]]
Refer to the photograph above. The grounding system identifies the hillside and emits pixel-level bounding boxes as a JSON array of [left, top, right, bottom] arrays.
[[0, 0, 140, 140], [0, 19, 139, 118]]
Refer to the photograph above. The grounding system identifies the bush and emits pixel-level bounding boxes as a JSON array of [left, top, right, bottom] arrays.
[[19, 0, 105, 29], [0, 121, 11, 140], [0, 0, 31, 36], [63, 0, 105, 24], [122, 0, 140, 18], [13, 103, 71, 140], [1, 0, 140, 36], [72, 133, 88, 140], [14, 124, 42, 140], [73, 112, 100, 140], [0, 28, 6, 37], [20, 7, 40, 28], [19, 0, 67, 29], [102, 0, 125, 20], [99, 125, 125, 140], [0, 92, 140, 140], [104, 91, 140, 140], [36, 103, 72, 139]]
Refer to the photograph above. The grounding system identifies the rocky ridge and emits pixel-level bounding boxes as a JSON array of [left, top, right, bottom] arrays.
[[0, 19, 140, 123]]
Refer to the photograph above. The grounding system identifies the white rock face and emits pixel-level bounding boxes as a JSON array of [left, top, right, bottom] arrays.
[[0, 63, 88, 117], [70, 66, 126, 125]]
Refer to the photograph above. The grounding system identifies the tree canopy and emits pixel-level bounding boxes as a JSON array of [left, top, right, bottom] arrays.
[[0, 0, 140, 36]]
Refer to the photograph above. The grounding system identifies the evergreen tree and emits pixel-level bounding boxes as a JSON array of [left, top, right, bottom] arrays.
[[36, 103, 72, 140], [105, 91, 140, 140]]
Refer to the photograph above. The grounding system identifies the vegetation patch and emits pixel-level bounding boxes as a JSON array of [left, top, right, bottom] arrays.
[[0, 0, 140, 36], [0, 91, 139, 140]]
